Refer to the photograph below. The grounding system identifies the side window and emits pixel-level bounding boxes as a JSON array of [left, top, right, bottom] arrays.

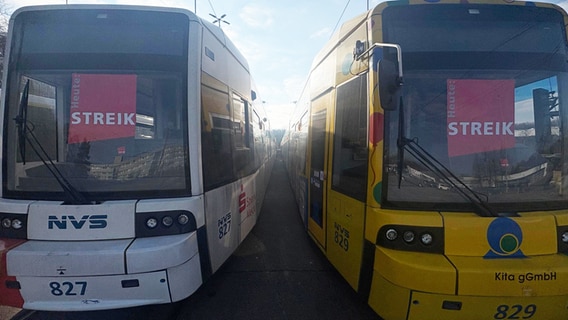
[[253, 109, 263, 168], [232, 93, 255, 177], [233, 97, 245, 149], [201, 74, 234, 190], [299, 110, 309, 175], [243, 100, 252, 149], [332, 74, 368, 201]]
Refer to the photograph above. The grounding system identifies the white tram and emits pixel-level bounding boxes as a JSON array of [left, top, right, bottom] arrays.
[[0, 5, 274, 311]]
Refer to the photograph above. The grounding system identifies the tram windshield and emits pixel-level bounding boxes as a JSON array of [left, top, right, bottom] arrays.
[[3, 9, 190, 201], [383, 4, 568, 211]]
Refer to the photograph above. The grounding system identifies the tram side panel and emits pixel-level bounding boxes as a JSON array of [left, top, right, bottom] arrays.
[[200, 24, 271, 274]]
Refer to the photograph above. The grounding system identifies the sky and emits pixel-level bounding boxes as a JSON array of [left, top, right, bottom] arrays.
[[3, 0, 568, 129], [2, 0, 384, 129]]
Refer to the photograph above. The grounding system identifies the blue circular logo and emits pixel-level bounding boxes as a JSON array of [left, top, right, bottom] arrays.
[[485, 218, 525, 258]]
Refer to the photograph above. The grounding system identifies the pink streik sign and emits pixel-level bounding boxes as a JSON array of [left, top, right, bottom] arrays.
[[68, 74, 137, 144], [447, 79, 515, 157]]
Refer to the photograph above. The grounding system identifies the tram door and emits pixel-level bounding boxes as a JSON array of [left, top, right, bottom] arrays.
[[307, 95, 331, 248]]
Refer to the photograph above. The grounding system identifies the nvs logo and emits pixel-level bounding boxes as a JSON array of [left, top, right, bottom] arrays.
[[48, 215, 108, 230]]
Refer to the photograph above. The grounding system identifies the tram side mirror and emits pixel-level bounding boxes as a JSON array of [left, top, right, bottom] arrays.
[[378, 60, 402, 111]]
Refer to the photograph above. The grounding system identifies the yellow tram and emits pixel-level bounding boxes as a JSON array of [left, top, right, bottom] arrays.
[[283, 0, 568, 319]]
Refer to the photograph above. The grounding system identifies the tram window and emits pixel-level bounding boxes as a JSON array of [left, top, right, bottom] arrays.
[[233, 97, 245, 149], [232, 95, 255, 177], [201, 79, 234, 190], [332, 74, 368, 201], [253, 110, 263, 168]]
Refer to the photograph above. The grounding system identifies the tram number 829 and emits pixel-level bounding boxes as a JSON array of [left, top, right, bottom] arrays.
[[494, 304, 537, 319], [334, 223, 349, 252]]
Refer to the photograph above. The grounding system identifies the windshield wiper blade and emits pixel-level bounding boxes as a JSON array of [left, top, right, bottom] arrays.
[[14, 79, 30, 165], [395, 97, 497, 217], [398, 136, 498, 217], [396, 96, 405, 188], [13, 82, 90, 205], [24, 126, 90, 204]]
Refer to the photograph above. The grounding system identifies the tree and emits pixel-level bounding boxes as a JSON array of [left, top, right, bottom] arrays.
[[0, 0, 8, 32], [0, 0, 10, 88]]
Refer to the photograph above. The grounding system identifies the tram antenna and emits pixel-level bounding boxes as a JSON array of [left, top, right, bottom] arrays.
[[207, 0, 230, 28], [210, 13, 230, 27]]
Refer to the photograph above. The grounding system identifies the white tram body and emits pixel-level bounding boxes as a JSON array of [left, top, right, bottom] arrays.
[[0, 5, 274, 311]]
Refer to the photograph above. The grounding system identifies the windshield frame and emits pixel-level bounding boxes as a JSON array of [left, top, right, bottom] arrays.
[[2, 8, 192, 202], [380, 3, 568, 213]]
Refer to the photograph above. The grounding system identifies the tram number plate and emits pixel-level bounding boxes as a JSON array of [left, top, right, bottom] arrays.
[[493, 304, 536, 319], [49, 281, 87, 296]]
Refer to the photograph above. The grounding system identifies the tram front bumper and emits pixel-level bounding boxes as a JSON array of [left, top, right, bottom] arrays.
[[370, 247, 568, 320], [406, 291, 568, 320], [1, 232, 201, 311]]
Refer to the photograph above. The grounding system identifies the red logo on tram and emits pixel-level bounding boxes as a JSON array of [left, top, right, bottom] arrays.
[[239, 185, 246, 213]]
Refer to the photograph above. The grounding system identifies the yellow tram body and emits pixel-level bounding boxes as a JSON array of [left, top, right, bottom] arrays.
[[284, 0, 568, 318]]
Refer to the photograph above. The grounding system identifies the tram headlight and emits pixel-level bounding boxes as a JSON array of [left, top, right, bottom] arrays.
[[11, 219, 23, 230], [178, 214, 189, 225], [557, 227, 568, 254], [403, 231, 415, 243], [146, 217, 158, 229], [558, 228, 568, 254], [1, 218, 11, 228], [421, 233, 434, 245], [0, 214, 28, 239], [135, 210, 197, 237], [385, 228, 398, 241], [378, 224, 443, 254], [562, 231, 568, 243], [162, 216, 174, 227]]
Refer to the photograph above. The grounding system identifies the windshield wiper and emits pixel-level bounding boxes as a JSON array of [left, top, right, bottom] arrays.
[[14, 80, 30, 164], [396, 96, 405, 188], [396, 99, 499, 217], [13, 81, 90, 205]]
